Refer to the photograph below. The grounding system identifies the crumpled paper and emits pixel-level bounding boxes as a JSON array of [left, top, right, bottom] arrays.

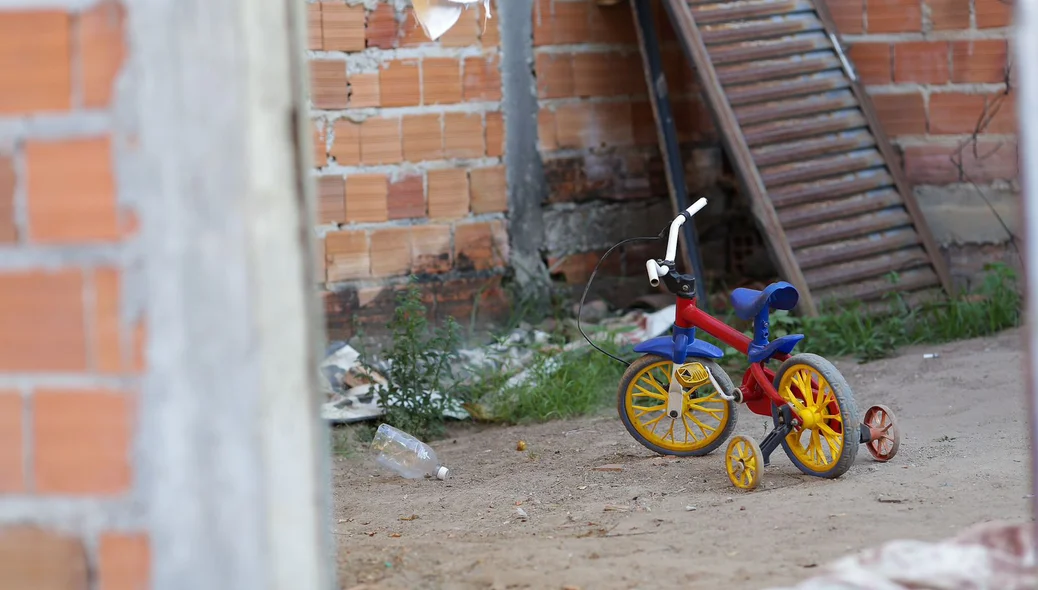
[[411, 0, 491, 41]]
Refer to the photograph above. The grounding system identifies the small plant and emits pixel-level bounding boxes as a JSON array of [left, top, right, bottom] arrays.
[[369, 284, 461, 442]]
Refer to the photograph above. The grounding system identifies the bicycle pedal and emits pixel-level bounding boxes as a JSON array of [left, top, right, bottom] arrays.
[[676, 362, 710, 388]]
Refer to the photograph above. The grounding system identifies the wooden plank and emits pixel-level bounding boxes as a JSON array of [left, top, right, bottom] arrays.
[[814, 267, 941, 307], [716, 53, 841, 85], [727, 70, 850, 106], [752, 129, 875, 167], [788, 207, 912, 249], [796, 226, 921, 269], [770, 169, 895, 207], [710, 32, 832, 65], [734, 89, 858, 125], [690, 0, 811, 24], [662, 0, 817, 314], [759, 148, 884, 187], [700, 13, 824, 45], [810, 1, 954, 296], [742, 108, 867, 146], [778, 188, 902, 229], [803, 245, 930, 289]]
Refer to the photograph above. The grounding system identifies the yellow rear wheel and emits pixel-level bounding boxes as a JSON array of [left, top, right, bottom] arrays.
[[617, 354, 737, 456], [772, 353, 859, 478], [724, 435, 763, 490]]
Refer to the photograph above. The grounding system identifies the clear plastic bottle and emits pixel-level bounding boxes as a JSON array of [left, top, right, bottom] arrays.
[[370, 423, 449, 480]]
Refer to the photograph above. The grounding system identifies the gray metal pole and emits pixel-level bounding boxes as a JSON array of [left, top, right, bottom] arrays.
[[1014, 0, 1038, 545]]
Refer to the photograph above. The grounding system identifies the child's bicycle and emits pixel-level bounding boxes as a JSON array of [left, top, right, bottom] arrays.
[[595, 197, 900, 490]]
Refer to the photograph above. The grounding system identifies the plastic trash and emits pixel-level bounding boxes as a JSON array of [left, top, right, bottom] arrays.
[[370, 423, 449, 480]]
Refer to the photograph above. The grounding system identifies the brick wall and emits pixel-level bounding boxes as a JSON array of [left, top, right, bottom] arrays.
[[0, 2, 151, 588], [826, 0, 1019, 277], [308, 1, 511, 339]]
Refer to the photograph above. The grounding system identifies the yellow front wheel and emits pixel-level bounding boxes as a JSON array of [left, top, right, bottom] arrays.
[[724, 435, 762, 490], [617, 354, 737, 456], [772, 353, 859, 479]]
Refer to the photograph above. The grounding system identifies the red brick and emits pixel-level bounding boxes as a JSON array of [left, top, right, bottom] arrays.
[[928, 92, 987, 134], [388, 175, 425, 219], [423, 58, 463, 105], [411, 225, 453, 274], [485, 112, 505, 157], [871, 92, 927, 136], [379, 60, 420, 107], [572, 53, 620, 97], [370, 227, 412, 278], [402, 114, 443, 162], [366, 3, 399, 49], [330, 119, 361, 165], [92, 268, 123, 374], [307, 3, 322, 50], [34, 389, 132, 494], [427, 169, 469, 220], [77, 0, 126, 108], [454, 221, 508, 271], [401, 11, 431, 47], [951, 40, 1007, 84], [470, 166, 507, 214], [556, 102, 633, 149], [925, 0, 970, 30], [359, 118, 402, 165], [985, 91, 1016, 134], [443, 113, 485, 158], [480, 3, 500, 46], [0, 11, 72, 114], [26, 137, 119, 243], [0, 156, 15, 243], [439, 7, 480, 47], [957, 140, 1018, 182], [589, 3, 637, 43], [0, 393, 23, 493], [317, 175, 345, 224], [536, 53, 574, 99], [0, 526, 88, 590], [348, 72, 380, 108], [325, 230, 369, 281], [345, 174, 388, 223], [321, 2, 365, 51], [893, 41, 949, 84], [553, 1, 591, 44], [98, 533, 150, 590], [538, 109, 558, 151], [631, 101, 657, 147], [310, 60, 348, 109], [902, 143, 960, 184], [848, 43, 892, 84], [0, 270, 86, 372], [867, 0, 922, 32], [975, 0, 1011, 28], [312, 121, 327, 168], [533, 0, 553, 46], [463, 54, 502, 101], [825, 0, 863, 34]]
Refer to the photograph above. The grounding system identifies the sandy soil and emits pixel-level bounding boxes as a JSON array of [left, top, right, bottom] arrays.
[[333, 328, 1034, 590]]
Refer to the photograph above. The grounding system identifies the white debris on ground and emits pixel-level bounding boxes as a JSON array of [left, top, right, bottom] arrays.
[[319, 301, 678, 423], [766, 521, 1037, 590]]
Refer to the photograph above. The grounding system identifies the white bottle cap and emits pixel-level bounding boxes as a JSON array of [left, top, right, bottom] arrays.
[[436, 466, 449, 480]]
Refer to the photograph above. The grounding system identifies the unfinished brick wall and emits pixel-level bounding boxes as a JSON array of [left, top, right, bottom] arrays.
[[0, 2, 151, 588], [532, 0, 728, 297], [826, 0, 1018, 276], [308, 1, 511, 339]]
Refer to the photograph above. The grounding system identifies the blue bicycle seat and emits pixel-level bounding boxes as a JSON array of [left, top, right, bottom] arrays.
[[730, 281, 799, 320]]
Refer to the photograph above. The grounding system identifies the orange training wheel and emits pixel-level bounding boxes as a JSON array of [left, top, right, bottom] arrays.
[[863, 404, 900, 462]]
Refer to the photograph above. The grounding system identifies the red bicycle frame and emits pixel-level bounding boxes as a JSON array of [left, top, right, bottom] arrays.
[[675, 297, 792, 418]]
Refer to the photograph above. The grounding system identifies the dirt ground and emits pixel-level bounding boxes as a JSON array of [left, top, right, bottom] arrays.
[[333, 328, 1034, 590]]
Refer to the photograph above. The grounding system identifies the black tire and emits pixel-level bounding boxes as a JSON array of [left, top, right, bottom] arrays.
[[771, 353, 859, 479], [617, 354, 738, 457]]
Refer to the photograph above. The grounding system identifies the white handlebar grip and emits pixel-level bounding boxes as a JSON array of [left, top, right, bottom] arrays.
[[646, 259, 660, 287], [685, 197, 708, 217], [665, 197, 708, 262]]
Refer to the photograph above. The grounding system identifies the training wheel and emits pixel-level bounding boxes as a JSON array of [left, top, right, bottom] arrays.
[[863, 404, 900, 462], [724, 435, 763, 490]]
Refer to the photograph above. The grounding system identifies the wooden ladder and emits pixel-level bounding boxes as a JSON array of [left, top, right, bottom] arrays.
[[631, 0, 953, 316]]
